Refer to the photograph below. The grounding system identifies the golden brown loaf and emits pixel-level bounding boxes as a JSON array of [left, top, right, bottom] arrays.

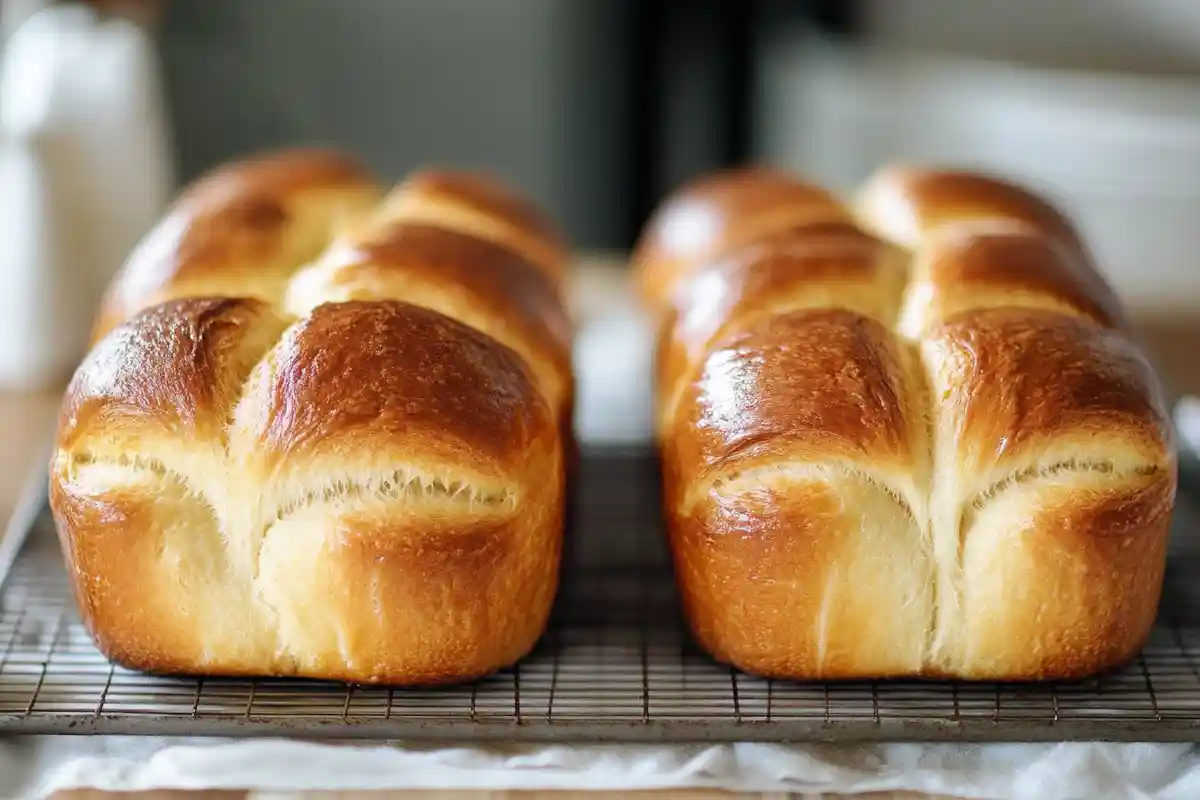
[[51, 148, 572, 685], [639, 165, 1176, 682]]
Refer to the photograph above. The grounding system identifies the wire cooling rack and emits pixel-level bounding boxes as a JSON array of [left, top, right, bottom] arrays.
[[2, 449, 1200, 742]]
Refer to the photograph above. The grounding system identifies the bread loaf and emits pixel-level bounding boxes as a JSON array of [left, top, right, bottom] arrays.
[[51, 148, 572, 685], [636, 165, 1176, 681]]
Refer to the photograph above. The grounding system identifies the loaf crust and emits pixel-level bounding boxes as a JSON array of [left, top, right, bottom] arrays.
[[285, 222, 571, 416], [383, 168, 570, 289], [857, 166, 1084, 251], [91, 149, 383, 344], [632, 167, 852, 311], [52, 149, 571, 685], [640, 166, 1176, 681]]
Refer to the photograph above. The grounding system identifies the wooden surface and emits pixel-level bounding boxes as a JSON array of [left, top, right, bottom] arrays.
[[6, 262, 1199, 799]]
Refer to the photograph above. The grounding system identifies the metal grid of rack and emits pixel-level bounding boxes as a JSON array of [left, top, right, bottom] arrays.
[[2, 450, 1200, 742]]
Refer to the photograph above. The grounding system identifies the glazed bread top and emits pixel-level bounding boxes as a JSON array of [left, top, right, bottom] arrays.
[[85, 148, 571, 417], [632, 167, 854, 312], [381, 169, 571, 290], [856, 166, 1084, 251], [61, 296, 548, 529], [284, 210, 572, 416], [91, 149, 384, 343], [66, 148, 572, 527], [91, 151, 570, 330], [52, 149, 573, 683], [641, 165, 1175, 677]]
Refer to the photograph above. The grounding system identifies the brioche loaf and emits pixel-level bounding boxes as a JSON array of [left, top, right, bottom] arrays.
[[636, 165, 1176, 681], [51, 148, 572, 685]]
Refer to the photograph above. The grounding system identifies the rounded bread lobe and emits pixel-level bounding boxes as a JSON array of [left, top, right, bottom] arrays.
[[925, 307, 1172, 485], [632, 166, 853, 311], [656, 225, 907, 434], [857, 166, 1085, 251], [382, 168, 569, 290], [239, 300, 553, 482], [668, 307, 926, 497], [52, 298, 294, 676], [61, 297, 291, 456], [92, 148, 382, 343], [898, 226, 1127, 337], [234, 302, 562, 685], [284, 221, 572, 416]]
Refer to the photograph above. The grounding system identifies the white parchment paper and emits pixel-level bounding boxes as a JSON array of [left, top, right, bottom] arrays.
[[1, 738, 1199, 799]]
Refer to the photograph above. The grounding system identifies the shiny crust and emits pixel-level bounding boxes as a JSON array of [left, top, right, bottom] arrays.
[[927, 309, 1169, 481], [663, 309, 933, 679], [654, 225, 906, 434], [897, 227, 1128, 337], [382, 168, 570, 289], [857, 166, 1084, 251], [92, 148, 384, 343], [52, 150, 572, 685], [922, 309, 1172, 677], [665, 309, 927, 498], [240, 301, 551, 477], [648, 164, 1176, 681], [60, 298, 290, 460], [285, 222, 572, 417], [632, 167, 852, 311]]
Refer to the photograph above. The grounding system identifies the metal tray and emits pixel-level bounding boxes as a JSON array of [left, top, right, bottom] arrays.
[[3, 448, 1200, 743]]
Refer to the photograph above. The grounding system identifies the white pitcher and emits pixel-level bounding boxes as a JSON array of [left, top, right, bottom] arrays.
[[0, 2, 173, 390]]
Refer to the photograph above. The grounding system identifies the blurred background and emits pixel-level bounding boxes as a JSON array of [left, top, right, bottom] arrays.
[[1, 0, 1199, 405], [161, 0, 1200, 303]]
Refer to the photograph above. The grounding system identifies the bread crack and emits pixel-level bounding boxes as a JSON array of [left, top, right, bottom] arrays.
[[270, 467, 517, 526], [705, 461, 917, 522], [968, 458, 1160, 516], [64, 450, 204, 502], [70, 451, 169, 476], [875, 228, 940, 673]]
